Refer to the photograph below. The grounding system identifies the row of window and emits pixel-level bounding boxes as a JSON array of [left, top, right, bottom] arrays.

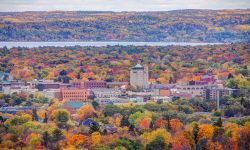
[[177, 87, 204, 90]]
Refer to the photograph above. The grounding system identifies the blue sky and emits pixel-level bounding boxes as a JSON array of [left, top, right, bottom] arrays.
[[0, 0, 249, 12]]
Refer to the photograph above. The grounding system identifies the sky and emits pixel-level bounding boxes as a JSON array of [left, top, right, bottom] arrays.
[[0, 0, 249, 12]]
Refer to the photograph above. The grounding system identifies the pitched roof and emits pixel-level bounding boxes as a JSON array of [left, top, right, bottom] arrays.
[[80, 118, 99, 127], [132, 64, 144, 69], [135, 64, 142, 68]]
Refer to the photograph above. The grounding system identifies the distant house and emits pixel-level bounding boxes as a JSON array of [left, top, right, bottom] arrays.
[[0, 81, 11, 93], [0, 72, 13, 81], [79, 118, 96, 127], [0, 106, 33, 114], [105, 124, 118, 134], [79, 118, 100, 133]]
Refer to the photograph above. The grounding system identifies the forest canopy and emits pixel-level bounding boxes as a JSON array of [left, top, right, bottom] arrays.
[[0, 9, 249, 42]]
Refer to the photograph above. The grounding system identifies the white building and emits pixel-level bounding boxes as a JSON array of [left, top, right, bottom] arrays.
[[3, 86, 38, 95], [130, 97, 144, 103], [95, 97, 130, 105], [152, 96, 171, 103], [171, 84, 206, 97], [42, 89, 61, 99], [91, 88, 122, 98], [130, 64, 149, 89]]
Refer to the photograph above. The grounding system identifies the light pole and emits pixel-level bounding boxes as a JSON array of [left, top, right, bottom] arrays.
[[216, 90, 220, 110]]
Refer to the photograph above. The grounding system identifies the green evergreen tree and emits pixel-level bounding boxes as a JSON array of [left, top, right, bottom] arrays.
[[51, 128, 64, 142], [32, 108, 38, 121], [146, 136, 166, 150], [42, 131, 49, 148], [214, 117, 223, 127], [193, 123, 200, 144]]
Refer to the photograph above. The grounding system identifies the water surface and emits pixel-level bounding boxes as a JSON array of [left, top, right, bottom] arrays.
[[0, 42, 225, 48]]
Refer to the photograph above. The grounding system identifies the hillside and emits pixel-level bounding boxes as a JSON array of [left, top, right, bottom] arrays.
[[0, 43, 249, 83], [0, 9, 250, 42]]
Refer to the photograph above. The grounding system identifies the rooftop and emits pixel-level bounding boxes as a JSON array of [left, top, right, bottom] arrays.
[[132, 64, 144, 69], [64, 101, 85, 109]]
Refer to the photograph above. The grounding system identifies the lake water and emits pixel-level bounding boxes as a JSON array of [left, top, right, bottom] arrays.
[[0, 42, 225, 48]]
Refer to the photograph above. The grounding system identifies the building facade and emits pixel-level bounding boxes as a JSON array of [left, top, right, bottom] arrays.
[[91, 88, 122, 98], [37, 82, 60, 91], [61, 89, 89, 101], [130, 64, 149, 89], [83, 80, 107, 89], [172, 84, 206, 97], [70, 80, 85, 89], [202, 86, 233, 101]]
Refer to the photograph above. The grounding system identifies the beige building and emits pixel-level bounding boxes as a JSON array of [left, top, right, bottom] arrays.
[[171, 84, 206, 97], [130, 64, 149, 89]]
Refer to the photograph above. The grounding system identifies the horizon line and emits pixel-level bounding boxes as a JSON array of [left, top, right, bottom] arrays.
[[0, 8, 249, 13]]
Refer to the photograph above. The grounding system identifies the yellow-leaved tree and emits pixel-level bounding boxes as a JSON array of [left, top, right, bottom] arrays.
[[140, 128, 171, 146]]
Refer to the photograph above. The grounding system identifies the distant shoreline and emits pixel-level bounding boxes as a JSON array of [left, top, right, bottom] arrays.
[[0, 41, 227, 48]]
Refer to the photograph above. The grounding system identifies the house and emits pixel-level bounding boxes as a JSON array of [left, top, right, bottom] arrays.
[[0, 106, 33, 114], [0, 81, 11, 93], [0, 72, 13, 81], [153, 96, 171, 103], [105, 124, 118, 134], [79, 118, 96, 126]]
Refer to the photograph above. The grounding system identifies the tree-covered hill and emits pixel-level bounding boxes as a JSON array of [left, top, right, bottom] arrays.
[[0, 9, 249, 42]]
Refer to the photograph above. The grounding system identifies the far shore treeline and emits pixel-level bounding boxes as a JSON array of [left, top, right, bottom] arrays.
[[0, 9, 249, 42]]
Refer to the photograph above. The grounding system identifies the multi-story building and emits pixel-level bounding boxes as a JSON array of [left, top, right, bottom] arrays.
[[42, 89, 62, 100], [61, 89, 89, 101], [35, 80, 71, 91], [36, 80, 61, 91], [10, 80, 26, 88], [83, 80, 107, 89], [107, 82, 128, 89], [70, 80, 107, 89], [0, 72, 13, 81], [70, 80, 85, 89], [2, 84, 38, 95], [95, 97, 130, 105], [172, 84, 206, 98], [0, 81, 11, 93], [130, 64, 149, 89], [91, 88, 122, 98], [202, 86, 235, 101]]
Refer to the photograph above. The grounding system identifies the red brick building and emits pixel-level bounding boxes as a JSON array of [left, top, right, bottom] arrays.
[[83, 80, 107, 89], [61, 89, 88, 101], [70, 80, 107, 89], [70, 80, 84, 89]]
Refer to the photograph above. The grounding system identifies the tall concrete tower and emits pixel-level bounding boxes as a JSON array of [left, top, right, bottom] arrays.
[[130, 64, 149, 89]]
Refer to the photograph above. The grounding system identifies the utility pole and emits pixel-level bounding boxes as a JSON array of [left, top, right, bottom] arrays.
[[216, 90, 220, 110]]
